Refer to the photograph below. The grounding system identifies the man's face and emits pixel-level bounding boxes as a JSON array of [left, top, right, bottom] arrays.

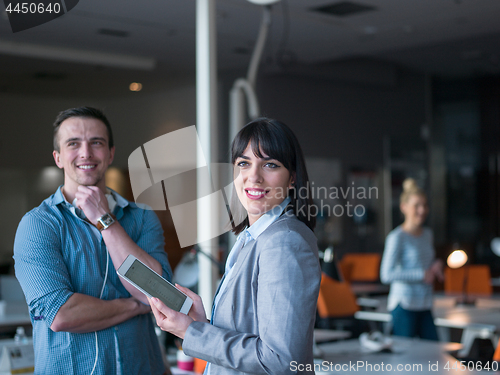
[[53, 117, 115, 192]]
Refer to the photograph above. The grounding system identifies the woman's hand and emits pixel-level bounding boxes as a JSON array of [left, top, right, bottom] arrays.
[[430, 259, 444, 283], [175, 284, 208, 323], [148, 297, 193, 339], [424, 268, 435, 284], [424, 259, 444, 284]]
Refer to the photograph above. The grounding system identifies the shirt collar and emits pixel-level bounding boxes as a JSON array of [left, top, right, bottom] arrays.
[[244, 196, 291, 242]]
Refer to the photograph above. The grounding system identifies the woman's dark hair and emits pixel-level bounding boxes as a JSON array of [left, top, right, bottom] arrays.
[[230, 117, 315, 234], [53, 106, 114, 152]]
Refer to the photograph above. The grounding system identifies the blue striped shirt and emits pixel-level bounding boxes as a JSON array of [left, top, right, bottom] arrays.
[[380, 226, 435, 311], [13, 186, 171, 375]]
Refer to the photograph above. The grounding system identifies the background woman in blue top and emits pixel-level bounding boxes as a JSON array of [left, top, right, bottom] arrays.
[[149, 118, 321, 374], [380, 178, 444, 340]]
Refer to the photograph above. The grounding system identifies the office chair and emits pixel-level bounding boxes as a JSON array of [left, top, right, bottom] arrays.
[[465, 265, 492, 296], [317, 273, 359, 319], [338, 253, 381, 282], [445, 265, 492, 297], [444, 267, 466, 295]]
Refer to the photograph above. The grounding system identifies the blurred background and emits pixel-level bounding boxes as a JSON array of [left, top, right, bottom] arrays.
[[1, 0, 500, 276]]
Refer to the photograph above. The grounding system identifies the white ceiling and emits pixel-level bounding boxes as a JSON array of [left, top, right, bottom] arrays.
[[1, 0, 500, 96]]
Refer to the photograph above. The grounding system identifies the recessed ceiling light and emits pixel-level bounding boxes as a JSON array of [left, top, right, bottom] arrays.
[[129, 82, 142, 92], [363, 26, 378, 35]]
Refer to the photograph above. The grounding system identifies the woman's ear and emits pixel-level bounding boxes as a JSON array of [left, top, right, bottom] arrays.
[[289, 172, 296, 189]]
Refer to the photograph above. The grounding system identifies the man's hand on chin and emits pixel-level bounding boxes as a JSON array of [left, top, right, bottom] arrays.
[[74, 185, 110, 224]]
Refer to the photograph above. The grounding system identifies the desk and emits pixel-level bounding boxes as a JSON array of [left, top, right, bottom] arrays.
[[0, 315, 31, 328], [315, 337, 496, 375], [355, 295, 500, 330], [0, 315, 31, 336], [0, 338, 34, 375], [171, 368, 196, 375], [350, 283, 389, 297], [0, 301, 31, 334]]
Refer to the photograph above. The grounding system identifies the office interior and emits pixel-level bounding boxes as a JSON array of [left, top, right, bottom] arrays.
[[1, 0, 500, 373]]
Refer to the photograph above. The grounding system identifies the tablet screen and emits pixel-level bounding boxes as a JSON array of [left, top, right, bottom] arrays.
[[124, 259, 186, 311]]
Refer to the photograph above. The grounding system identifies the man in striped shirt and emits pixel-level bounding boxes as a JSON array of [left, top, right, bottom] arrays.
[[14, 107, 171, 374]]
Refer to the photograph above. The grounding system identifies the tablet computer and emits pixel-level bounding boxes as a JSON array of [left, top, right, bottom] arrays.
[[117, 255, 193, 314]]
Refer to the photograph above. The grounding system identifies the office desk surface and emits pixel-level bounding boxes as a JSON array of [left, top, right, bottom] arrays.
[[316, 337, 498, 375], [0, 314, 31, 327], [350, 283, 389, 297], [355, 295, 500, 332]]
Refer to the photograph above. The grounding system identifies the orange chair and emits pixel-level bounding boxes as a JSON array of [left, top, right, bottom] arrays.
[[338, 261, 353, 283], [444, 265, 492, 297], [338, 253, 381, 282], [317, 273, 359, 319], [493, 338, 500, 361], [466, 265, 492, 296], [193, 358, 207, 374], [444, 266, 466, 295]]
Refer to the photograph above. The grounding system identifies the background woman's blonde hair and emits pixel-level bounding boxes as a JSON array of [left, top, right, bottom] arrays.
[[400, 178, 426, 204]]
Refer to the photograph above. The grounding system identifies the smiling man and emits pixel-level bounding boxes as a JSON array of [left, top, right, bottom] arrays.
[[13, 107, 172, 375]]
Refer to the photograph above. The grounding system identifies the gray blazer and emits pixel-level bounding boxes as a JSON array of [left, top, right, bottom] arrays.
[[183, 213, 321, 374]]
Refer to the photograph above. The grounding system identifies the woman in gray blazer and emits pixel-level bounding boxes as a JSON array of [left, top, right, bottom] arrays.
[[149, 118, 322, 374]]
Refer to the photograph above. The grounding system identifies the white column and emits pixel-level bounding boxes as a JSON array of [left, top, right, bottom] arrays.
[[196, 0, 219, 317]]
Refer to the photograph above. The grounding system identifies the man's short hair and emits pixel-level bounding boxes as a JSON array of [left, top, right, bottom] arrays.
[[53, 107, 114, 152]]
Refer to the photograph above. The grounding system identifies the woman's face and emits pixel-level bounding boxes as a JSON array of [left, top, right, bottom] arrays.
[[400, 194, 428, 227], [234, 144, 294, 226]]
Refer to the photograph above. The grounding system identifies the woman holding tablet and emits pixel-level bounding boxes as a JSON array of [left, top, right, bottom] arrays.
[[148, 118, 321, 374]]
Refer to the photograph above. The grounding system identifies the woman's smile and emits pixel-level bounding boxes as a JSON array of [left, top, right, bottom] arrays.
[[244, 188, 269, 200]]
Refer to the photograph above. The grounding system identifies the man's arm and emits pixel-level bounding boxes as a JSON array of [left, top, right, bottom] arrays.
[[51, 293, 151, 333], [75, 186, 169, 304], [101, 222, 162, 303]]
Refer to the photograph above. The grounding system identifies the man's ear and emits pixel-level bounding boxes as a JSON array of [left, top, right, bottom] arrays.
[[53, 150, 63, 169], [108, 146, 116, 165]]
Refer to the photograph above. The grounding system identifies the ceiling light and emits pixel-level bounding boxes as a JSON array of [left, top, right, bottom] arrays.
[[246, 0, 281, 5], [0, 40, 156, 70], [129, 82, 142, 91]]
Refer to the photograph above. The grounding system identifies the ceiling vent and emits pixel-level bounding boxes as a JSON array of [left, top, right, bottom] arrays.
[[312, 1, 377, 17], [232, 47, 251, 55], [98, 28, 129, 38], [32, 72, 66, 81]]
